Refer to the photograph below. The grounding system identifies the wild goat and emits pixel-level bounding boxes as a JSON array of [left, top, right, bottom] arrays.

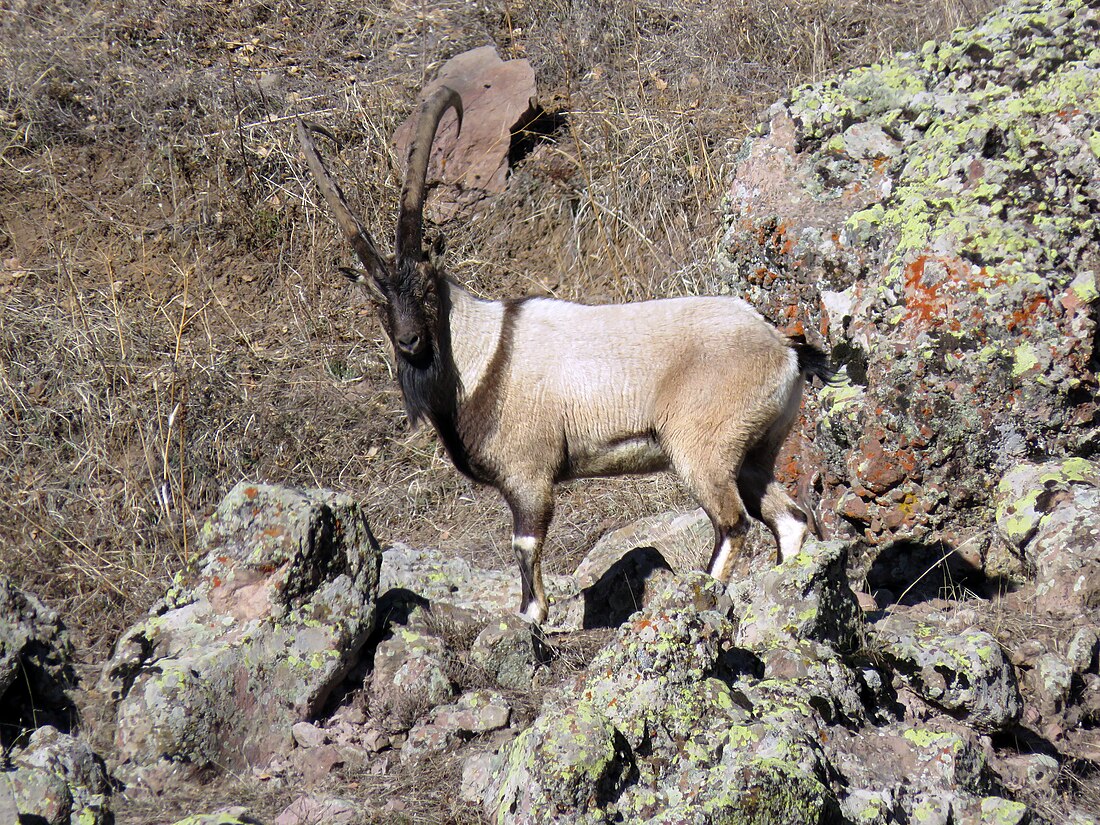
[[298, 87, 833, 623]]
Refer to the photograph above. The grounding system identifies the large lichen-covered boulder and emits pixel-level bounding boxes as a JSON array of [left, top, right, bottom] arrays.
[[734, 540, 863, 654], [97, 482, 381, 776], [869, 612, 1022, 732], [719, 0, 1100, 551], [481, 573, 843, 823], [826, 721, 1008, 824], [0, 725, 112, 825], [994, 457, 1100, 612], [0, 575, 78, 745]]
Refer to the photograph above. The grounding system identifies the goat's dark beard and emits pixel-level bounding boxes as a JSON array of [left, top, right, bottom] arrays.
[[393, 288, 484, 481]]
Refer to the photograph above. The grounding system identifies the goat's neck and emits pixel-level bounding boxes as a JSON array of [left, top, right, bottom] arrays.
[[441, 279, 505, 399]]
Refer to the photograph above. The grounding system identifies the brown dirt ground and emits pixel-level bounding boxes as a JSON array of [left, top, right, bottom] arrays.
[[0, 0, 1002, 820]]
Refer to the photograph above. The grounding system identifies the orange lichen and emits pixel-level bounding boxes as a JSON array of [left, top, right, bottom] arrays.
[[901, 255, 1009, 332], [1006, 294, 1048, 331]]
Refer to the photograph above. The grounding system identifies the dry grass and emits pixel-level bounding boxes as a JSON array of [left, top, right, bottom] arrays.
[[1, 0, 994, 672]]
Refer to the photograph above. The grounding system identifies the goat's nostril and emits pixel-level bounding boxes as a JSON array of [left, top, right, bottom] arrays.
[[398, 333, 421, 354]]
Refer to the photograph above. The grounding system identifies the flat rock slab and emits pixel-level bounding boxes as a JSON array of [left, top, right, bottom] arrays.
[[379, 543, 583, 629], [97, 482, 381, 777], [393, 45, 539, 221]]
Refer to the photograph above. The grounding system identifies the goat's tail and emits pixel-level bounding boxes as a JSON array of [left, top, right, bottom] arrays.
[[789, 334, 838, 385]]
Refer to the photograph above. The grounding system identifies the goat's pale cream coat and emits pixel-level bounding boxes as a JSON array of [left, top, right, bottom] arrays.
[[438, 279, 817, 622], [446, 282, 803, 481]]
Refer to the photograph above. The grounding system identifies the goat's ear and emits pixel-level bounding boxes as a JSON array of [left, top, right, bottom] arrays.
[[339, 266, 387, 303], [429, 233, 446, 270]]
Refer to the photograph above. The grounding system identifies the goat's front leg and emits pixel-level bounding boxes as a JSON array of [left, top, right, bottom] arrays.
[[504, 480, 554, 624]]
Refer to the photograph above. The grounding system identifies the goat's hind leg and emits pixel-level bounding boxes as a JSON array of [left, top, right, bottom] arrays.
[[678, 463, 750, 583], [737, 447, 809, 564]]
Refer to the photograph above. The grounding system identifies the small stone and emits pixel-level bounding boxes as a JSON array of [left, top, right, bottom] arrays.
[[330, 705, 365, 726], [402, 721, 461, 762], [291, 721, 327, 749], [461, 752, 498, 804], [297, 744, 343, 785], [470, 616, 542, 690], [978, 796, 1029, 825], [362, 728, 392, 752], [274, 795, 357, 825], [434, 690, 511, 733], [1068, 627, 1099, 675]]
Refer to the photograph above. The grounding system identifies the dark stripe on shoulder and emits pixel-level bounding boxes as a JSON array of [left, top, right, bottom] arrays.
[[437, 297, 525, 484]]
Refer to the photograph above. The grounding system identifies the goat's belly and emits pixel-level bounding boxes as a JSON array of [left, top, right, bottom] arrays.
[[562, 436, 671, 479]]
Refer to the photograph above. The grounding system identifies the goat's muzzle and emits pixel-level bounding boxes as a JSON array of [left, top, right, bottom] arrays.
[[396, 331, 426, 359]]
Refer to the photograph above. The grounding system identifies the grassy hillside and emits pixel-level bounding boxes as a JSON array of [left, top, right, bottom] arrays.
[[0, 0, 994, 656]]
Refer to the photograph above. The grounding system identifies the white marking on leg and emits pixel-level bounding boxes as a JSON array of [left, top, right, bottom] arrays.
[[776, 513, 808, 563], [512, 535, 544, 621], [522, 600, 547, 623], [709, 537, 735, 582], [511, 535, 538, 553]]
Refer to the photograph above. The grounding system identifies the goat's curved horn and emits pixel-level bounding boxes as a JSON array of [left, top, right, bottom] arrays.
[[297, 119, 390, 284], [395, 86, 463, 263]]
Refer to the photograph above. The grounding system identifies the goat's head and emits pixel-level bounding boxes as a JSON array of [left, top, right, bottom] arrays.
[[298, 87, 463, 366]]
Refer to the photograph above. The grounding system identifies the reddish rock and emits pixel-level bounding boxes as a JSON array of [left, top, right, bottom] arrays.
[[392, 46, 540, 221]]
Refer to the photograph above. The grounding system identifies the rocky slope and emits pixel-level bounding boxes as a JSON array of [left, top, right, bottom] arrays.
[[2, 0, 1100, 822]]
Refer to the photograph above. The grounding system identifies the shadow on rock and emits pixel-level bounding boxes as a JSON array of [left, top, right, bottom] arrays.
[[580, 546, 674, 629], [867, 539, 1013, 607]]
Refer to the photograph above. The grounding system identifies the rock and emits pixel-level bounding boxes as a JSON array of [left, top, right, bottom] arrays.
[[361, 728, 391, 752], [290, 721, 327, 749], [481, 573, 842, 823], [995, 459, 1100, 612], [369, 622, 454, 728], [392, 46, 542, 222], [994, 458, 1100, 548], [379, 543, 582, 628], [718, 0, 1100, 551], [294, 744, 343, 785], [576, 509, 711, 583], [760, 640, 867, 724], [461, 751, 497, 804], [469, 614, 546, 691], [97, 482, 381, 776], [573, 509, 726, 629], [489, 705, 632, 824], [1068, 627, 1100, 674], [0, 574, 78, 744], [1032, 653, 1073, 719], [401, 720, 461, 763], [870, 613, 1022, 732], [828, 722, 999, 819], [274, 795, 357, 825], [997, 753, 1060, 794], [168, 809, 260, 825], [433, 690, 511, 734], [734, 539, 863, 653], [2, 725, 111, 825]]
